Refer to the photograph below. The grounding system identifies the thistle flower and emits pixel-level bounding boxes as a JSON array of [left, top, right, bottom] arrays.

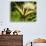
[[15, 2, 35, 16], [11, 2, 36, 21]]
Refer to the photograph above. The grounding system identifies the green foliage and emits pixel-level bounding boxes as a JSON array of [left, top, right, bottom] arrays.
[[11, 10, 21, 21]]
